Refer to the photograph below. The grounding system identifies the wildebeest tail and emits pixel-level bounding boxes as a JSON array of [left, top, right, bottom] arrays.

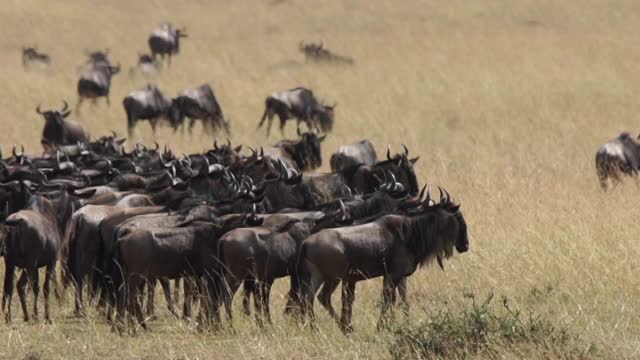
[[61, 214, 81, 289]]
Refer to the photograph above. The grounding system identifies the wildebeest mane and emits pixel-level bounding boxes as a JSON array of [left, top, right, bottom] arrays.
[[401, 213, 439, 268]]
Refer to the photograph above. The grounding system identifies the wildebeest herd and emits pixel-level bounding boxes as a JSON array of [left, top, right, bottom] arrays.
[[6, 22, 470, 335]]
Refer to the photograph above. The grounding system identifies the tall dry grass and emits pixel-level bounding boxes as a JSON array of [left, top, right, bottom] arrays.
[[1, 0, 639, 358]]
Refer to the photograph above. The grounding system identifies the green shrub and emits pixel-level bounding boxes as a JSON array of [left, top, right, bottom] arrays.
[[388, 293, 596, 359]]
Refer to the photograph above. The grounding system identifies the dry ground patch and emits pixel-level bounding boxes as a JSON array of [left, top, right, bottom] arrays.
[[1, 0, 639, 358]]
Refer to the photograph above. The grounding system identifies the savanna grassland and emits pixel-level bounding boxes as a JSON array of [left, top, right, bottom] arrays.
[[1, 0, 640, 358]]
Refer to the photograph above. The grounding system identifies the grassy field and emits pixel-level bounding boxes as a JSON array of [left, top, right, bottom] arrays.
[[1, 0, 640, 358]]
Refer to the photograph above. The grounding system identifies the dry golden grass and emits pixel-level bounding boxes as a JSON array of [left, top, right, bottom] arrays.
[[1, 0, 640, 358]]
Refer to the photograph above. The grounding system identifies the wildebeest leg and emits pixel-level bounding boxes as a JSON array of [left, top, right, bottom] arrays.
[[146, 277, 157, 319], [377, 275, 399, 330], [76, 97, 84, 113], [266, 113, 275, 137], [159, 277, 176, 317], [262, 281, 274, 324], [253, 281, 265, 328], [317, 278, 340, 321], [28, 268, 40, 321], [3, 260, 16, 323], [17, 271, 30, 322], [397, 277, 409, 318], [340, 280, 356, 334], [74, 272, 84, 317], [173, 278, 181, 308], [130, 277, 147, 331], [222, 277, 241, 324], [301, 262, 323, 327], [150, 119, 158, 136], [105, 94, 111, 107], [242, 277, 255, 316], [188, 118, 196, 134], [43, 262, 55, 323], [279, 116, 287, 136], [182, 278, 193, 321]]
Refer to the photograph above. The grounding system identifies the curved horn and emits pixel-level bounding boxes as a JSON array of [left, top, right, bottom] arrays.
[[12, 145, 17, 158], [36, 104, 44, 115], [213, 140, 219, 150], [153, 141, 159, 151], [424, 185, 432, 205], [227, 138, 231, 148], [111, 130, 117, 138], [417, 184, 427, 202], [387, 145, 392, 161], [182, 153, 192, 167], [402, 144, 409, 156], [438, 186, 444, 203], [61, 100, 69, 112], [339, 199, 347, 217], [248, 146, 257, 159], [297, 126, 302, 137]]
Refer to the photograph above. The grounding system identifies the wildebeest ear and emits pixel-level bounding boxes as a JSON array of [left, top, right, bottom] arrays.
[[234, 145, 243, 153], [72, 188, 97, 199], [117, 138, 126, 145], [318, 135, 327, 142], [410, 156, 420, 165]]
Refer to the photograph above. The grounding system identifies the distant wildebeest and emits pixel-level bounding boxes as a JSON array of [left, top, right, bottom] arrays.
[[172, 84, 229, 135], [299, 41, 354, 65], [123, 84, 174, 137], [148, 22, 188, 66], [330, 139, 377, 172], [36, 101, 91, 152], [595, 132, 640, 190], [22, 46, 50, 67], [257, 87, 335, 136], [264, 129, 326, 171], [129, 53, 159, 77], [77, 50, 120, 110], [297, 188, 469, 333]]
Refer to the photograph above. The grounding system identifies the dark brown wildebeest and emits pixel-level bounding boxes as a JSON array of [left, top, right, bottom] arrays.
[[342, 145, 419, 196], [2, 189, 95, 323], [297, 187, 468, 333], [264, 129, 326, 172], [36, 101, 91, 153], [110, 211, 262, 331], [148, 22, 188, 66], [595, 132, 640, 190], [330, 139, 377, 172], [257, 87, 335, 136], [171, 84, 229, 135], [77, 50, 120, 110], [22, 46, 50, 67], [123, 84, 175, 137], [299, 41, 354, 65]]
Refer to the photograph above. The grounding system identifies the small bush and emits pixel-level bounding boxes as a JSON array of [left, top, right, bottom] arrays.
[[388, 293, 596, 359]]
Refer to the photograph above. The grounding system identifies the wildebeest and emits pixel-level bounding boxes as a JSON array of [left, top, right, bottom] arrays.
[[22, 46, 50, 67], [171, 84, 229, 135], [264, 129, 326, 171], [299, 41, 354, 65], [330, 139, 377, 172], [77, 50, 120, 110], [148, 22, 188, 66], [2, 189, 95, 323], [595, 132, 640, 190], [123, 84, 174, 137], [257, 87, 335, 136], [129, 53, 159, 77], [297, 188, 468, 333], [36, 101, 91, 152]]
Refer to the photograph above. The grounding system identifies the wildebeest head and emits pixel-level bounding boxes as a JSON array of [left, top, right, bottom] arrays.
[[91, 130, 126, 156], [382, 145, 419, 196], [36, 101, 71, 129], [297, 128, 326, 169], [312, 103, 335, 133]]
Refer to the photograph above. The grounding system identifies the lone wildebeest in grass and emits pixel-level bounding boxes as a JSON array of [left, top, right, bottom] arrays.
[[77, 50, 120, 110], [299, 41, 354, 65], [22, 46, 50, 67], [257, 87, 335, 136], [171, 84, 229, 135], [148, 22, 188, 66], [123, 84, 174, 137], [595, 132, 640, 190], [297, 187, 468, 333]]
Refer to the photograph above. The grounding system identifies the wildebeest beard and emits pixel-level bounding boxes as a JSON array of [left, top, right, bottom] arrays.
[[401, 212, 449, 269]]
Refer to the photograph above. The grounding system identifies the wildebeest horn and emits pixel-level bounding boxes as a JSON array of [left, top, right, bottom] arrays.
[[227, 138, 231, 147], [61, 100, 69, 113], [213, 140, 219, 150], [402, 144, 409, 156], [444, 188, 451, 204], [248, 146, 257, 159], [12, 145, 17, 158], [182, 153, 192, 167], [425, 185, 432, 205], [417, 184, 427, 202], [297, 126, 302, 137], [35, 105, 44, 115], [56, 150, 61, 166], [438, 186, 444, 203], [387, 145, 392, 161], [154, 141, 159, 151], [339, 199, 347, 218], [111, 130, 117, 138]]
